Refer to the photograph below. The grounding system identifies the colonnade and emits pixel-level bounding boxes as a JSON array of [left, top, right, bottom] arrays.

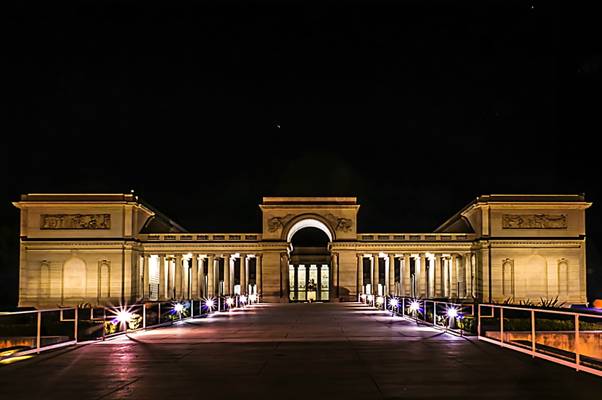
[[356, 252, 475, 300], [139, 253, 263, 301]]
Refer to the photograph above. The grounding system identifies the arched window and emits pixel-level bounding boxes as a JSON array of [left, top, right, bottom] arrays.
[[99, 261, 110, 299], [558, 259, 569, 296], [502, 258, 514, 297], [40, 261, 50, 298]]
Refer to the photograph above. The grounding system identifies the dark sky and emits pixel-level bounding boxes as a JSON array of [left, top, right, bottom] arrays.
[[2, 0, 601, 306]]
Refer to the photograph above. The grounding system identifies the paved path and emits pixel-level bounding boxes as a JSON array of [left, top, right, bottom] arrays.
[[0, 303, 600, 399]]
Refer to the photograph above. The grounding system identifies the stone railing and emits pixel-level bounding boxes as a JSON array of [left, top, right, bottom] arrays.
[[138, 233, 262, 242], [357, 233, 476, 241]]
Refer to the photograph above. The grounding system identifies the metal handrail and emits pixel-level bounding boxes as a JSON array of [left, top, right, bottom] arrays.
[[477, 303, 602, 377], [0, 295, 261, 360], [478, 303, 602, 319], [358, 295, 475, 335], [0, 307, 76, 316]]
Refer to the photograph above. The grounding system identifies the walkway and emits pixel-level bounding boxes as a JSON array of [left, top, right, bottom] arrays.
[[0, 303, 600, 399]]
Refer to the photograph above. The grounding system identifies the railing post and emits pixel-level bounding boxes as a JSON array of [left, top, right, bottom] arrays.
[[433, 302, 437, 326], [191, 300, 194, 318], [500, 307, 504, 344], [158, 303, 161, 325], [74, 307, 78, 344], [102, 308, 106, 341], [530, 309, 536, 356], [36, 311, 41, 354], [477, 304, 481, 337], [143, 304, 146, 329], [575, 314, 580, 370], [401, 298, 405, 317]]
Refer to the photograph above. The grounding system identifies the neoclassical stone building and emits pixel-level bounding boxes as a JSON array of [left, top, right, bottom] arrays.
[[13, 194, 591, 308]]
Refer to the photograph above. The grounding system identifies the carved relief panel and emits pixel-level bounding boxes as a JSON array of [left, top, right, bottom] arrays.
[[41, 214, 111, 229], [502, 214, 567, 229]]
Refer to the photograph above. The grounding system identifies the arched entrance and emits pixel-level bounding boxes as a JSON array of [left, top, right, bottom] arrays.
[[287, 218, 333, 302]]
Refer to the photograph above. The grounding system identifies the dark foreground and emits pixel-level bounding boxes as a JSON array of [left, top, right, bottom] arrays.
[[0, 303, 600, 399]]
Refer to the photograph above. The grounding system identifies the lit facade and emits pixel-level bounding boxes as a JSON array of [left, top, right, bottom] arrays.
[[13, 194, 591, 307]]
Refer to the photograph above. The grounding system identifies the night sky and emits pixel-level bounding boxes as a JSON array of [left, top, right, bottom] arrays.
[[2, 1, 601, 307]]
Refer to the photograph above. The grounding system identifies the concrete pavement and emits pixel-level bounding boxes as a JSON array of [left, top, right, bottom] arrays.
[[0, 302, 600, 399]]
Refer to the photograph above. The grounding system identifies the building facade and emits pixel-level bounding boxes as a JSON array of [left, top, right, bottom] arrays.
[[13, 194, 591, 308]]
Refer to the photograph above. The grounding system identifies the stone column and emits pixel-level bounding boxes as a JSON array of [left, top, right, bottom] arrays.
[[240, 254, 247, 294], [465, 252, 473, 298], [280, 252, 289, 301], [165, 257, 173, 299], [403, 254, 411, 296], [191, 254, 199, 299], [450, 254, 458, 298], [174, 254, 182, 299], [158, 254, 166, 300], [372, 254, 379, 294], [331, 252, 339, 299], [256, 255, 263, 298], [207, 254, 215, 297], [142, 255, 149, 300], [416, 254, 428, 297], [198, 257, 206, 298], [388, 254, 395, 296], [434, 254, 442, 297], [357, 255, 363, 295], [462, 253, 468, 299], [223, 254, 230, 296]]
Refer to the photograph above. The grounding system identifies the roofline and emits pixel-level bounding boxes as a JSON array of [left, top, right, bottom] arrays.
[[13, 193, 188, 233], [262, 197, 357, 204], [435, 194, 592, 233]]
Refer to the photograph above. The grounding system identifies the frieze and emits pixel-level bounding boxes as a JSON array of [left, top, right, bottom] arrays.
[[502, 214, 567, 229], [267, 214, 294, 232], [41, 214, 111, 230], [324, 213, 353, 232]]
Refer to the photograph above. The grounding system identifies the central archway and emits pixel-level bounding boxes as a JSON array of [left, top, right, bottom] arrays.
[[287, 218, 333, 302], [286, 218, 333, 243]]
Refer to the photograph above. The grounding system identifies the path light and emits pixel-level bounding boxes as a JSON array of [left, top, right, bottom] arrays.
[[111, 306, 135, 331], [376, 296, 384, 306], [366, 294, 373, 303], [446, 306, 459, 329], [240, 295, 248, 305], [116, 310, 133, 324], [409, 300, 421, 313], [446, 307, 458, 319], [174, 303, 184, 314], [389, 297, 399, 316], [249, 294, 257, 303], [205, 298, 215, 312], [360, 294, 367, 302], [226, 297, 234, 308]]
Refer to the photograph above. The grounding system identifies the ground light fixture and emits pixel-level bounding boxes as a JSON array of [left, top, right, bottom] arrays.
[[409, 300, 421, 320], [376, 296, 384, 306], [446, 306, 459, 329], [116, 310, 133, 324], [174, 303, 184, 314], [360, 294, 367, 302], [240, 295, 248, 305], [366, 294, 373, 303], [226, 297, 234, 309], [111, 306, 136, 331], [205, 298, 215, 312], [389, 297, 399, 316], [248, 294, 257, 303], [446, 307, 458, 318]]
